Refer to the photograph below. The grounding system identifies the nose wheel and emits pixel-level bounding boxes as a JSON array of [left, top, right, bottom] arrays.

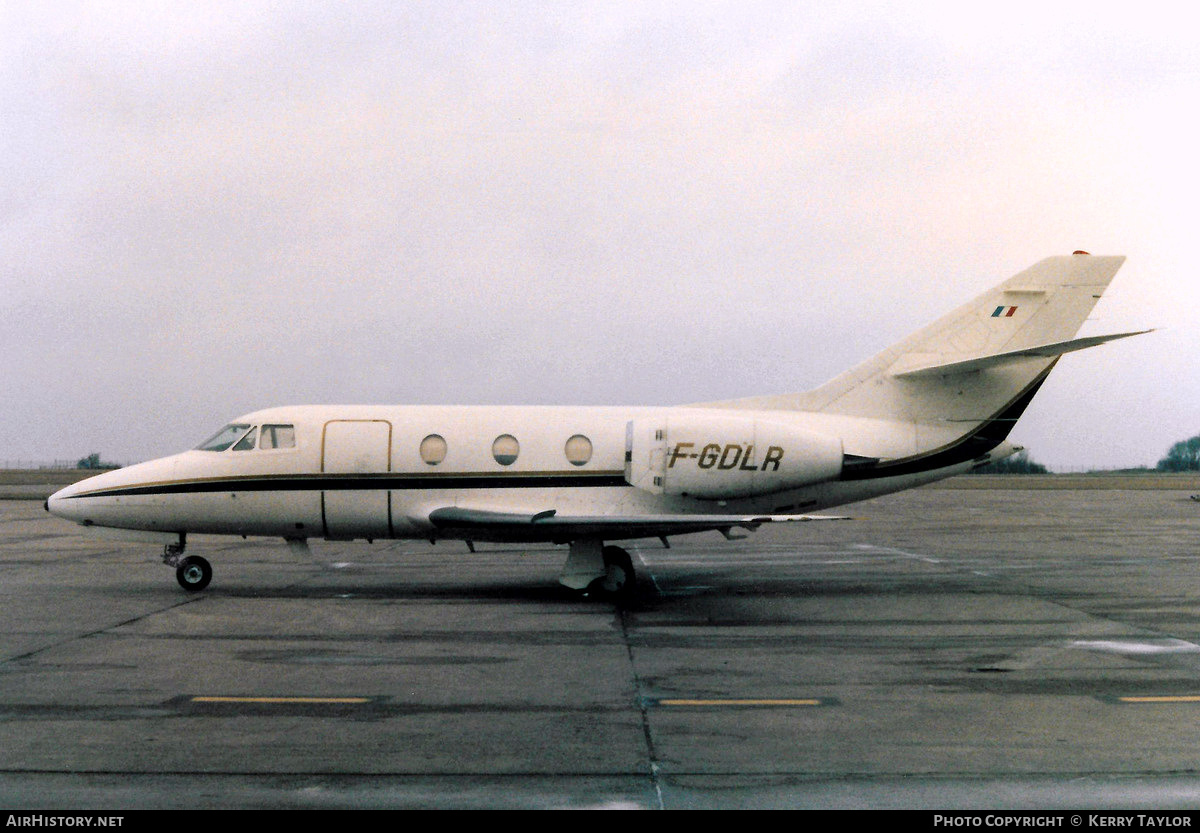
[[175, 555, 212, 592], [161, 537, 210, 592]]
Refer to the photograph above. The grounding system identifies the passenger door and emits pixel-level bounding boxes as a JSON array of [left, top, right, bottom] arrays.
[[321, 420, 392, 539]]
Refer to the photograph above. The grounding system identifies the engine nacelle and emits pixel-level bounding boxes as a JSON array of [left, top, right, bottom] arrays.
[[625, 412, 843, 499]]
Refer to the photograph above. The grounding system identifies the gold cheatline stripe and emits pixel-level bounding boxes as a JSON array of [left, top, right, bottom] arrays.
[[191, 696, 371, 704], [1118, 696, 1200, 703], [656, 698, 822, 707]]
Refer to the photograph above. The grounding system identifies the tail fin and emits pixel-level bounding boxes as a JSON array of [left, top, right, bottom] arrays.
[[702, 253, 1143, 460]]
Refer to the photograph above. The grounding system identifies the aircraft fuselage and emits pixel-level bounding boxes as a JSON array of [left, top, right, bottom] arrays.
[[46, 403, 982, 543]]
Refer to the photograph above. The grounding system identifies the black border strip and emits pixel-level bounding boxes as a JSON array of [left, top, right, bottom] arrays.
[[65, 471, 630, 499], [839, 365, 1054, 481]]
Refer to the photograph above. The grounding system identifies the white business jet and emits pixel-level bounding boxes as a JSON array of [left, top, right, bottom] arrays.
[[47, 253, 1144, 598]]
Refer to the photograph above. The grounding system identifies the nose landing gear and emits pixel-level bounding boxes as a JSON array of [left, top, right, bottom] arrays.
[[175, 556, 212, 591], [161, 537, 211, 592]]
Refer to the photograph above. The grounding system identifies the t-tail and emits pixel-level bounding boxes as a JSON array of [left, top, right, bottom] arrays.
[[701, 252, 1147, 479]]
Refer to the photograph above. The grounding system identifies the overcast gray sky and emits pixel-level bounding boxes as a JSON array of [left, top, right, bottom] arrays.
[[3, 2, 1195, 470]]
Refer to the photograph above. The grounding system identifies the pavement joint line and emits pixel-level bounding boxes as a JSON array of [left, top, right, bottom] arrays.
[[190, 696, 373, 704], [618, 605, 664, 811], [2, 594, 205, 664], [647, 698, 827, 707], [852, 543, 943, 563]]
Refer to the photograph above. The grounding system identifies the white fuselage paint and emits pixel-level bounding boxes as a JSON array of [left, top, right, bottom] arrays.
[[46, 403, 976, 543]]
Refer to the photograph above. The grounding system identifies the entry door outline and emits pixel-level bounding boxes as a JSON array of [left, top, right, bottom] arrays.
[[321, 419, 393, 539]]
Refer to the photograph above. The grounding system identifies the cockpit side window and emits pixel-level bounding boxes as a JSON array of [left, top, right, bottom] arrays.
[[260, 424, 296, 449], [196, 423, 253, 452], [232, 426, 259, 451]]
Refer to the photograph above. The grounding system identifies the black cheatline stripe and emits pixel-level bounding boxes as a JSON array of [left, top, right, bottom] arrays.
[[839, 368, 1052, 482], [67, 471, 630, 499], [67, 369, 1056, 498]]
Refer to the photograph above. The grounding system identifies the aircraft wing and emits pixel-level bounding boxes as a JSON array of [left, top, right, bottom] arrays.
[[426, 506, 849, 544]]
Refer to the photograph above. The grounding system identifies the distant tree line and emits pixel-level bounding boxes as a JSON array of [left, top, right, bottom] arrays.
[[961, 434, 1200, 474], [1157, 435, 1200, 472], [971, 450, 1048, 474], [76, 453, 117, 470]]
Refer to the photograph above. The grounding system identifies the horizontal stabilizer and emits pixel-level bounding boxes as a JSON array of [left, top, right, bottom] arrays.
[[427, 506, 848, 543], [891, 330, 1151, 379]]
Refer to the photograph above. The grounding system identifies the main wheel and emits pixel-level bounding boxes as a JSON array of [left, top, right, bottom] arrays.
[[586, 546, 635, 601], [176, 555, 212, 592]]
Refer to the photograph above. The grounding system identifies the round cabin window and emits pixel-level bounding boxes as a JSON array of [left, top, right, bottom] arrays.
[[420, 434, 447, 465], [564, 434, 593, 466], [492, 434, 519, 466]]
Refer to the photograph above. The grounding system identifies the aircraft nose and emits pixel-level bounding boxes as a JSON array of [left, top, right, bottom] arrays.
[[46, 485, 69, 520], [46, 481, 86, 523]]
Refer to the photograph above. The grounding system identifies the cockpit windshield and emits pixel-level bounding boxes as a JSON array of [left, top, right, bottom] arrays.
[[196, 423, 297, 452], [196, 424, 253, 452], [232, 426, 258, 451]]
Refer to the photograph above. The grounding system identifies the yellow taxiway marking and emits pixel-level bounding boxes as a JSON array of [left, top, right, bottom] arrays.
[[191, 696, 371, 704], [1118, 696, 1200, 704], [655, 698, 822, 707]]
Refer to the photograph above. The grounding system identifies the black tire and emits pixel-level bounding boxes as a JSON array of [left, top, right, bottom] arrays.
[[176, 555, 212, 592], [586, 546, 635, 601]]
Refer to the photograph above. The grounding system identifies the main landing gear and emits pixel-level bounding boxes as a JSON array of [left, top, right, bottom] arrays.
[[162, 538, 212, 592], [558, 541, 636, 602], [588, 545, 635, 601]]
